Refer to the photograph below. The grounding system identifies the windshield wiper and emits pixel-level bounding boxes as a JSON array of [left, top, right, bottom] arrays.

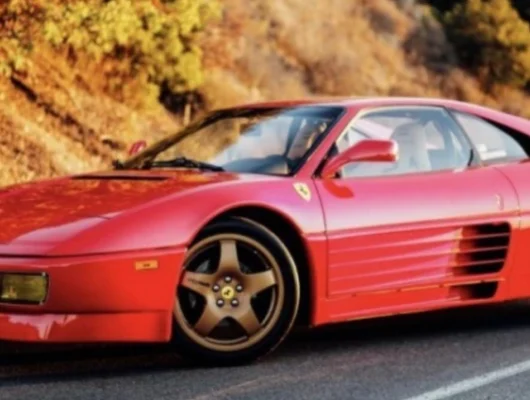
[[146, 156, 225, 172], [112, 159, 125, 170]]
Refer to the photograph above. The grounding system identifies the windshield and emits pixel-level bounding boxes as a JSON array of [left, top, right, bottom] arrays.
[[119, 106, 344, 175]]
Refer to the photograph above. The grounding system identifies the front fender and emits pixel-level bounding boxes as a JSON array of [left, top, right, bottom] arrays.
[[49, 179, 326, 256]]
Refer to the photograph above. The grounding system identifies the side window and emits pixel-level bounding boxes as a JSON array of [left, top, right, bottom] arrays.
[[335, 107, 473, 178], [452, 111, 528, 164], [336, 127, 369, 153]]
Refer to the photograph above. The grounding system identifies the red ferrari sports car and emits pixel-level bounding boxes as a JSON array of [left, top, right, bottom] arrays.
[[1, 97, 530, 365]]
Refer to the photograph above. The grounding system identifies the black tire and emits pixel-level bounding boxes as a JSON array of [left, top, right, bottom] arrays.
[[171, 217, 300, 366]]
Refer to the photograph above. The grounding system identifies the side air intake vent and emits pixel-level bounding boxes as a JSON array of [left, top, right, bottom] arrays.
[[455, 222, 510, 276]]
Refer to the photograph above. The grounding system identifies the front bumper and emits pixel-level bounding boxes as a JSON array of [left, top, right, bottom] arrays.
[[0, 247, 186, 343], [0, 311, 170, 342]]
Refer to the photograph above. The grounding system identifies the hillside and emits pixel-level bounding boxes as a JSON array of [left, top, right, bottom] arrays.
[[1, 0, 530, 186]]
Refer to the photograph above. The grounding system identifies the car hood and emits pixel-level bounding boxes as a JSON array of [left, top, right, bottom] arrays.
[[0, 170, 243, 255]]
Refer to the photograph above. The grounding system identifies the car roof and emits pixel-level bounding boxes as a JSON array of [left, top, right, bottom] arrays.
[[228, 96, 530, 136], [232, 96, 493, 112]]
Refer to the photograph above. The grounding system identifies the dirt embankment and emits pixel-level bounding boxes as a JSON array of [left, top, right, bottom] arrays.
[[2, 0, 530, 186]]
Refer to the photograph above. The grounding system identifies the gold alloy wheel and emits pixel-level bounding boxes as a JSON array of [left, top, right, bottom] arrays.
[[174, 233, 285, 352]]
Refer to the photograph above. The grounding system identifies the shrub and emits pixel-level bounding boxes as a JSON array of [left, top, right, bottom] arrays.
[[0, 1, 43, 77], [0, 0, 221, 107], [441, 0, 530, 89]]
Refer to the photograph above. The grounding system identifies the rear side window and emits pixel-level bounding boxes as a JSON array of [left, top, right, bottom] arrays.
[[452, 111, 528, 164]]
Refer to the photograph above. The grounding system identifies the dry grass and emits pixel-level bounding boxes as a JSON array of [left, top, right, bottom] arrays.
[[201, 0, 425, 103], [0, 46, 179, 185], [203, 0, 530, 117]]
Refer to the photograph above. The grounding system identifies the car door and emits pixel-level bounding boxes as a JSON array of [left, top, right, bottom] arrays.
[[449, 109, 530, 299], [314, 106, 520, 321]]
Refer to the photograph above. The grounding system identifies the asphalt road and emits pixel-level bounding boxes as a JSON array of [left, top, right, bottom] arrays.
[[4, 302, 530, 400]]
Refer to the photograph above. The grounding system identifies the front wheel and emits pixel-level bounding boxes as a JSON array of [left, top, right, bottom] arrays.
[[172, 217, 300, 365]]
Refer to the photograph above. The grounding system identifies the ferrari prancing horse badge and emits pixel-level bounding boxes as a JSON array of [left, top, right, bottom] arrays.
[[293, 183, 311, 201]]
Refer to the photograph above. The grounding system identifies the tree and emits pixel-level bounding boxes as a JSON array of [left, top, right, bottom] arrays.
[[0, 0, 221, 107], [442, 0, 530, 89]]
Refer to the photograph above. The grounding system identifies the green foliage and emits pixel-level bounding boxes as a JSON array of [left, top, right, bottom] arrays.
[[0, 0, 221, 106], [0, 40, 28, 78], [441, 0, 530, 89], [0, 0, 42, 77]]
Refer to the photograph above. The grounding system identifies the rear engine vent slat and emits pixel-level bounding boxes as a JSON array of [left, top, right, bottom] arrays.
[[456, 245, 508, 255], [451, 258, 506, 269], [458, 232, 510, 242]]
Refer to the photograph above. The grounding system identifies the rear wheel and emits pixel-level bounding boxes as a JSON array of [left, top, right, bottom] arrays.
[[172, 217, 300, 365]]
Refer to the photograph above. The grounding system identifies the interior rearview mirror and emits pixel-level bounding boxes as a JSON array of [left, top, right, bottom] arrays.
[[321, 139, 398, 178]]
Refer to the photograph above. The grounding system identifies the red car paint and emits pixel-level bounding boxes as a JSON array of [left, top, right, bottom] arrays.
[[1, 96, 530, 343]]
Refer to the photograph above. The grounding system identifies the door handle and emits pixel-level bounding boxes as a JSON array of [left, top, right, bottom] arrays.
[[495, 194, 504, 211]]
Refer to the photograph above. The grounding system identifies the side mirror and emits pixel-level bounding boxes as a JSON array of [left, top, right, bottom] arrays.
[[321, 139, 398, 178], [128, 140, 147, 156]]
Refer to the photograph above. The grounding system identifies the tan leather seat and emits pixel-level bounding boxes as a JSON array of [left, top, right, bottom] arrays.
[[389, 122, 431, 174]]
